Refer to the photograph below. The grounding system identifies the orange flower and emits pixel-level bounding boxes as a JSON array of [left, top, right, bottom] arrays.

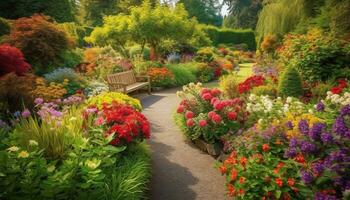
[[240, 157, 247, 167], [230, 169, 238, 181], [238, 189, 245, 195], [275, 178, 283, 187], [224, 157, 237, 165], [275, 139, 282, 145], [239, 176, 246, 184], [287, 178, 295, 187], [262, 144, 269, 152], [227, 184, 235, 197], [277, 162, 284, 169], [219, 165, 227, 174], [273, 168, 279, 174]]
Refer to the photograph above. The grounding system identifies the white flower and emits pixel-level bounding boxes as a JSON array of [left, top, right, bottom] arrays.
[[7, 146, 19, 152], [308, 109, 314, 114], [29, 140, 38, 146], [286, 97, 293, 103], [258, 119, 263, 124]]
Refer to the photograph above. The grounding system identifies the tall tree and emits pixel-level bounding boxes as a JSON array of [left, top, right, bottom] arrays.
[[223, 0, 262, 29], [78, 0, 118, 27], [177, 0, 223, 26], [0, 0, 77, 22]]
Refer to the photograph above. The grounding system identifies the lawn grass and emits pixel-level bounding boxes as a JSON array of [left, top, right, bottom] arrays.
[[204, 62, 255, 88]]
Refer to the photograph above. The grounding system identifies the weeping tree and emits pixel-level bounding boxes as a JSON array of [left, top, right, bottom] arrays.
[[256, 0, 305, 45]]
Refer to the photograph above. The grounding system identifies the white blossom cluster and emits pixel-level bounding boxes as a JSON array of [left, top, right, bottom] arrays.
[[325, 91, 350, 106]]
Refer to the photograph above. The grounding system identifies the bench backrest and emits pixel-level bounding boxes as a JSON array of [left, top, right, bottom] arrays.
[[107, 70, 136, 90]]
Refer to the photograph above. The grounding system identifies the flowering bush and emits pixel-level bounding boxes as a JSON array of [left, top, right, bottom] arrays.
[[87, 92, 142, 111], [175, 83, 247, 143], [88, 102, 150, 146], [31, 78, 67, 101], [238, 75, 265, 94], [147, 67, 175, 88], [0, 44, 31, 77]]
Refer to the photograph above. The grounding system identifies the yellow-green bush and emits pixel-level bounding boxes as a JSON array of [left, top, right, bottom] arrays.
[[87, 92, 142, 111], [219, 73, 239, 98], [250, 85, 277, 97]]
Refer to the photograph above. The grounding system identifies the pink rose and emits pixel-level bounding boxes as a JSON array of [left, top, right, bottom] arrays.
[[186, 119, 195, 127], [227, 112, 237, 120], [202, 93, 213, 101], [211, 114, 222, 123], [185, 111, 194, 119], [199, 120, 207, 127], [177, 105, 185, 113]]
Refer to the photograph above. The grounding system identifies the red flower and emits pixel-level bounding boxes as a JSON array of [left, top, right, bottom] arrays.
[[210, 88, 221, 96], [331, 87, 342, 94], [219, 165, 227, 174], [211, 114, 222, 123], [185, 111, 194, 119], [227, 112, 237, 120], [295, 154, 305, 164], [277, 162, 284, 169], [238, 189, 245, 195], [227, 184, 235, 197], [262, 144, 269, 152], [202, 93, 213, 101], [214, 101, 225, 110], [177, 105, 184, 113], [186, 119, 195, 127], [275, 178, 283, 187], [230, 169, 238, 180], [240, 157, 247, 167], [199, 119, 207, 127], [287, 178, 295, 187], [239, 176, 246, 184]]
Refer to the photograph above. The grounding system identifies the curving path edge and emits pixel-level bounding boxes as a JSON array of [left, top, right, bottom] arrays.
[[141, 87, 229, 200]]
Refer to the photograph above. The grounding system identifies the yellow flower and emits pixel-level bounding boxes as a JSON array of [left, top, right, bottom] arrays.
[[18, 151, 29, 158], [7, 146, 19, 152]]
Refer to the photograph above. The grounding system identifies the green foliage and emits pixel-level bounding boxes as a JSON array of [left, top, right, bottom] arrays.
[[129, 45, 150, 60], [78, 0, 118, 27], [87, 92, 142, 111], [58, 23, 88, 47], [54, 48, 83, 69], [311, 82, 332, 101], [132, 57, 161, 75], [177, 0, 223, 26], [0, 0, 77, 22], [196, 63, 214, 83], [223, 0, 262, 29], [278, 67, 303, 97], [195, 47, 215, 62], [166, 63, 197, 86], [219, 73, 239, 98], [256, 0, 305, 45], [202, 26, 256, 50], [329, 0, 350, 37], [251, 85, 277, 97], [0, 17, 10, 37], [278, 29, 350, 82]]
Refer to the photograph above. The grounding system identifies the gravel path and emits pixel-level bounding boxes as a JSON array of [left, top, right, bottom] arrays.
[[141, 88, 229, 200]]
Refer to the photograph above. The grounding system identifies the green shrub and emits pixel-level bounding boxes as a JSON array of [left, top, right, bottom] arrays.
[[311, 82, 333, 101], [87, 92, 142, 111], [44, 67, 80, 83], [58, 22, 87, 47], [202, 26, 256, 50], [194, 47, 215, 62], [219, 73, 239, 98], [133, 57, 162, 75], [0, 17, 10, 37], [166, 64, 197, 86], [129, 45, 150, 60], [196, 63, 214, 83], [278, 67, 303, 97]]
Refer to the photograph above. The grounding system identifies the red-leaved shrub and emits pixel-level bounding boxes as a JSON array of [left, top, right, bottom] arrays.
[[4, 14, 71, 73], [0, 44, 30, 77]]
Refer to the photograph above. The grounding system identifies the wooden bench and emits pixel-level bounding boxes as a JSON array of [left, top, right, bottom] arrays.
[[107, 70, 151, 94]]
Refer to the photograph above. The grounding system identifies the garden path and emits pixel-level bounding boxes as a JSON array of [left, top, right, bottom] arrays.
[[141, 87, 230, 200]]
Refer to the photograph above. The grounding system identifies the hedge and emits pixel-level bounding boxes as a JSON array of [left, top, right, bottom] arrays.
[[203, 25, 256, 50]]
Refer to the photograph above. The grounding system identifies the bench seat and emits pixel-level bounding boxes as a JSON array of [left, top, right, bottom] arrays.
[[107, 70, 151, 94]]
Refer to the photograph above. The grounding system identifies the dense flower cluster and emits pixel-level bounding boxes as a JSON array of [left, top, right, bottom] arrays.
[[238, 75, 265, 94], [93, 102, 150, 146], [176, 83, 247, 143], [330, 80, 347, 95], [147, 67, 174, 87]]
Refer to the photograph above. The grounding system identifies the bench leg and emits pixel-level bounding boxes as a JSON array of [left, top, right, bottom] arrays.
[[148, 84, 151, 94]]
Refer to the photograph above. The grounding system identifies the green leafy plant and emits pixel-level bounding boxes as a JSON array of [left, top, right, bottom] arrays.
[[278, 67, 303, 97], [87, 92, 142, 111]]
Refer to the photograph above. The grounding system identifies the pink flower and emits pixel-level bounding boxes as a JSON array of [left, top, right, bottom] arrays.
[[208, 111, 216, 119], [177, 105, 185, 113], [199, 119, 207, 127], [94, 117, 104, 126], [186, 119, 195, 127], [200, 88, 210, 95], [202, 93, 213, 101], [214, 102, 225, 110], [210, 88, 221, 96], [34, 98, 44, 105], [21, 109, 31, 118], [185, 111, 194, 119], [212, 114, 222, 123], [210, 97, 219, 105], [227, 112, 237, 120]]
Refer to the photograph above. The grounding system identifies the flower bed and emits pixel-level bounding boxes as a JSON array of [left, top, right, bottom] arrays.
[[0, 92, 151, 199]]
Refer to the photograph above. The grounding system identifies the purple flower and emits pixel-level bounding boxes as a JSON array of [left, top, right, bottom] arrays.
[[300, 140, 316, 153], [284, 148, 297, 158], [34, 98, 44, 105], [49, 110, 62, 118], [21, 109, 31, 118], [332, 117, 347, 136], [13, 111, 20, 118], [309, 123, 326, 140], [312, 162, 324, 174], [316, 102, 325, 112], [298, 120, 309, 135], [314, 192, 337, 200], [285, 121, 294, 130], [301, 170, 313, 184], [340, 104, 350, 116], [321, 132, 333, 144], [289, 137, 298, 148]]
